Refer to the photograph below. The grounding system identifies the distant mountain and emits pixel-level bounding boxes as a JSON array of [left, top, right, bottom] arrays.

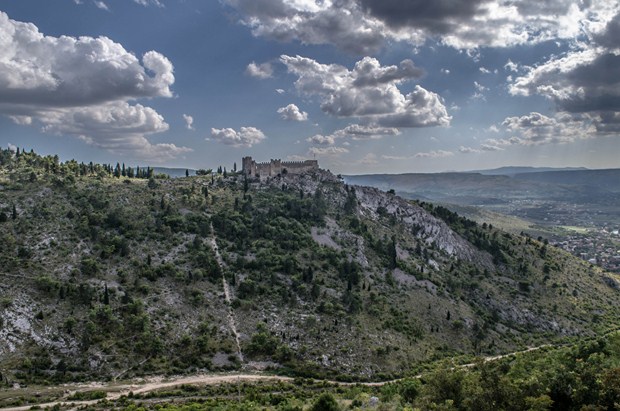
[[468, 166, 588, 176], [513, 169, 620, 192]]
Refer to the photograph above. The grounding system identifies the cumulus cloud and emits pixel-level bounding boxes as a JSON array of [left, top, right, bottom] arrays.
[[306, 134, 335, 145], [510, 49, 620, 113], [210, 127, 266, 147], [281, 55, 450, 128], [222, 0, 618, 53], [245, 61, 273, 79], [183, 114, 194, 130], [40, 102, 191, 160], [277, 103, 308, 121], [505, 9, 620, 147], [510, 7, 620, 118], [502, 112, 595, 145], [0, 12, 188, 161]]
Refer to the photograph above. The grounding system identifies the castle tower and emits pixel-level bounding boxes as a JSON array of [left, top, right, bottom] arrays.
[[242, 156, 255, 177]]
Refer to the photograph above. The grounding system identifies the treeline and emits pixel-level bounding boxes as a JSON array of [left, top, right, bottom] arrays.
[[1, 147, 165, 179]]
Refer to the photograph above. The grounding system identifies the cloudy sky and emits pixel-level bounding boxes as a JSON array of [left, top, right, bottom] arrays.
[[0, 0, 618, 173]]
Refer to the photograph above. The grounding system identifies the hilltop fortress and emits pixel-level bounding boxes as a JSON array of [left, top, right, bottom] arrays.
[[242, 156, 319, 178]]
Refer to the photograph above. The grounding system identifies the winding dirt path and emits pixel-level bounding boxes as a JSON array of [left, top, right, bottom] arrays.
[[0, 344, 554, 411]]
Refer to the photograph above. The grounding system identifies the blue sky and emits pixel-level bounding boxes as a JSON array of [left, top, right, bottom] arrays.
[[0, 0, 618, 173]]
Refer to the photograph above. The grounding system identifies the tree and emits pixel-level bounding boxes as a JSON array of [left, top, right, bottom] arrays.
[[103, 283, 110, 305], [311, 393, 340, 411], [389, 235, 398, 269], [12, 204, 17, 220], [185, 169, 189, 177]]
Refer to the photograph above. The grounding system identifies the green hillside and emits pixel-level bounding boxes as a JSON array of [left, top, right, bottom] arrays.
[[1, 148, 620, 386]]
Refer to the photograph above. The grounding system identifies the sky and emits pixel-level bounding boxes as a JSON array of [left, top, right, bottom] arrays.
[[0, 0, 619, 174]]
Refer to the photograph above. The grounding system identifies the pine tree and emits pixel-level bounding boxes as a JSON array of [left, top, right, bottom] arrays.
[[185, 169, 189, 177], [103, 283, 110, 305], [12, 204, 17, 220]]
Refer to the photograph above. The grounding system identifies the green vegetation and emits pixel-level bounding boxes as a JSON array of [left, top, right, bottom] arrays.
[[1, 147, 620, 392]]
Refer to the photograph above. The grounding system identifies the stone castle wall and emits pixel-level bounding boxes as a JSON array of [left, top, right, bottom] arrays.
[[242, 156, 318, 178]]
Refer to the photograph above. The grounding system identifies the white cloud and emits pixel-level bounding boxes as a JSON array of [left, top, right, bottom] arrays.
[[306, 134, 335, 145], [133, 0, 164, 7], [342, 124, 401, 139], [502, 112, 595, 145], [245, 61, 273, 79], [281, 55, 450, 128], [504, 59, 520, 72], [479, 67, 491, 74], [414, 150, 454, 158], [276, 88, 285, 94], [183, 114, 194, 130], [480, 143, 504, 151], [510, 47, 620, 113], [308, 146, 349, 156], [304, 123, 401, 147], [0, 12, 188, 161], [487, 125, 500, 133], [210, 127, 266, 147], [277, 103, 308, 121], [94, 1, 109, 11], [7, 143, 17, 152], [459, 146, 481, 154], [381, 154, 409, 160], [471, 81, 488, 100], [474, 81, 487, 92], [40, 102, 191, 160]]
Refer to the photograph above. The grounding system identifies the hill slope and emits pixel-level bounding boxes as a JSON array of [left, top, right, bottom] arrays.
[[1, 149, 620, 384]]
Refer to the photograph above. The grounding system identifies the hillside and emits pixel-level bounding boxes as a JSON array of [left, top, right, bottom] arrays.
[[1, 149, 620, 385]]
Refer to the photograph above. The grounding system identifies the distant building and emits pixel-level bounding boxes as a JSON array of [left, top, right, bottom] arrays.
[[242, 156, 318, 178]]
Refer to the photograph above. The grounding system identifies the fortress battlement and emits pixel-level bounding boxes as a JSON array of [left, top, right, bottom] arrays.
[[242, 156, 318, 178]]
